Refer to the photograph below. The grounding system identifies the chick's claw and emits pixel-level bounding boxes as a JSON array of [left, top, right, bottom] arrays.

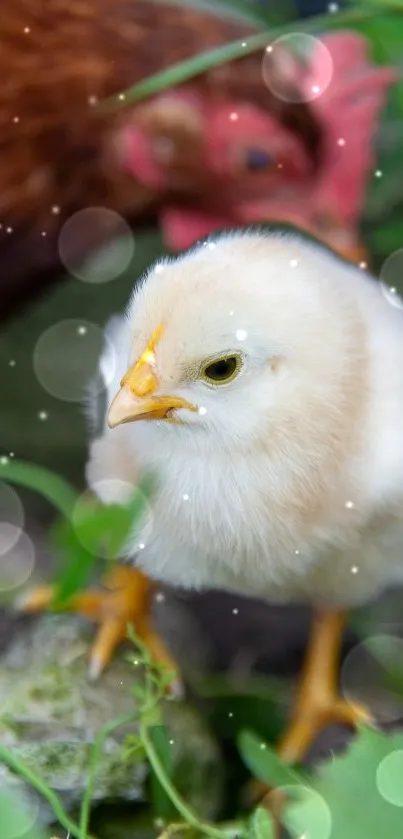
[[18, 565, 179, 688]]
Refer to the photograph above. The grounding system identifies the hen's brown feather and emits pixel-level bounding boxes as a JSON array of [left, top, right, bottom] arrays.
[[0, 0, 322, 320], [0, 0, 321, 227]]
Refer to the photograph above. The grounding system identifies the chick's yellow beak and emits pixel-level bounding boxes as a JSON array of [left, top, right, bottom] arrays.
[[107, 325, 197, 429]]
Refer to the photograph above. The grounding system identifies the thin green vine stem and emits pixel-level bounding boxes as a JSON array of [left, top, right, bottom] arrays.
[[0, 743, 96, 839], [139, 723, 226, 839], [0, 461, 77, 519], [79, 713, 139, 839]]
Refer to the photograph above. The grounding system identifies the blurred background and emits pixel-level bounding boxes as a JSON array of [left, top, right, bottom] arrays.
[[2, 1, 403, 836]]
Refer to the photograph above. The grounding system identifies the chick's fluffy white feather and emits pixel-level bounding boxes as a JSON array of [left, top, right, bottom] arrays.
[[86, 230, 403, 608]]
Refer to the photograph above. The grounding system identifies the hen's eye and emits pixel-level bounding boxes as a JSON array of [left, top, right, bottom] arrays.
[[201, 355, 242, 385]]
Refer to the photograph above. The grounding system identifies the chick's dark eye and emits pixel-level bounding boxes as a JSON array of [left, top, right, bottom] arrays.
[[202, 355, 241, 385], [245, 149, 274, 171]]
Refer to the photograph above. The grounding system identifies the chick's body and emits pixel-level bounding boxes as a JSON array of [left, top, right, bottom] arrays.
[[88, 231, 403, 611]]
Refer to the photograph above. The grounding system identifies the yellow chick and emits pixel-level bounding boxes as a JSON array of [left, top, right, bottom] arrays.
[[27, 228, 403, 765]]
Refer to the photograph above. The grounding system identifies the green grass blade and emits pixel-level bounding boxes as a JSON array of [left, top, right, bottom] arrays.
[[101, 5, 385, 110], [0, 460, 77, 518]]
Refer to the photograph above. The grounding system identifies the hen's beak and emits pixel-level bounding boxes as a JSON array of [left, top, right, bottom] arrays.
[[107, 325, 197, 429]]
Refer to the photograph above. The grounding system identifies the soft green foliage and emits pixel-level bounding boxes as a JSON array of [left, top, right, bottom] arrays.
[[0, 458, 154, 604], [239, 726, 403, 839]]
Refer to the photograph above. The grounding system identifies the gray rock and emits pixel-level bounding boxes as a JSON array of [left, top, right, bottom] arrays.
[[0, 613, 223, 825]]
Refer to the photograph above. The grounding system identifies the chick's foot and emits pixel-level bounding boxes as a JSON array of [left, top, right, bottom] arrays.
[[18, 565, 179, 687], [249, 609, 371, 805]]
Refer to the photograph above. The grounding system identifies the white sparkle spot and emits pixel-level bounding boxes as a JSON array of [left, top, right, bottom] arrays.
[[155, 592, 165, 603], [295, 549, 300, 555], [260, 743, 267, 750], [375, 169, 383, 178], [359, 261, 367, 270], [232, 608, 239, 615], [328, 2, 339, 12], [38, 411, 48, 421], [228, 712, 234, 718], [34, 319, 117, 402], [9, 453, 14, 458], [337, 137, 346, 147], [0, 456, 9, 465], [9, 360, 16, 367], [0, 484, 24, 560], [376, 750, 403, 806], [183, 494, 189, 501], [198, 406, 207, 416], [0, 531, 35, 593], [345, 500, 354, 509], [262, 33, 333, 104], [6, 227, 13, 234], [13, 116, 20, 123], [24, 26, 30, 33], [138, 542, 145, 550], [208, 242, 216, 250], [41, 231, 47, 237], [88, 96, 98, 106], [290, 259, 298, 268], [59, 209, 135, 284], [235, 329, 248, 341], [229, 310, 234, 317], [341, 634, 403, 725], [169, 739, 174, 745], [351, 566, 359, 574], [118, 93, 126, 101], [380, 250, 403, 310], [230, 112, 238, 122], [241, 41, 247, 48], [51, 205, 60, 215], [154, 263, 165, 274]]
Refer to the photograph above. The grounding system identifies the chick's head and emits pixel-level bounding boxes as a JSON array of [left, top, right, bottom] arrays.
[[108, 230, 364, 457]]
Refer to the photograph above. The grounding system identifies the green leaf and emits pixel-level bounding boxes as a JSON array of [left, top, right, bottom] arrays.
[[285, 726, 403, 839], [51, 476, 156, 603], [149, 724, 177, 819], [250, 807, 275, 839], [238, 729, 306, 788], [0, 460, 77, 518], [51, 518, 99, 605]]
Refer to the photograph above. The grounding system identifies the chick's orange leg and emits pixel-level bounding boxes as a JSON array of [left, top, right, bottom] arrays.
[[250, 609, 371, 808], [20, 566, 178, 683], [275, 609, 371, 766]]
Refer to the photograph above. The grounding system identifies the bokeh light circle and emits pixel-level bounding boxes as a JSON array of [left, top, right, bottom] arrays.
[[0, 531, 35, 593], [280, 785, 332, 839], [33, 319, 117, 402], [341, 634, 403, 724], [58, 207, 135, 283], [0, 483, 25, 556], [379, 249, 403, 309], [0, 782, 40, 839], [72, 479, 154, 559], [376, 751, 403, 806], [262, 33, 333, 104]]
